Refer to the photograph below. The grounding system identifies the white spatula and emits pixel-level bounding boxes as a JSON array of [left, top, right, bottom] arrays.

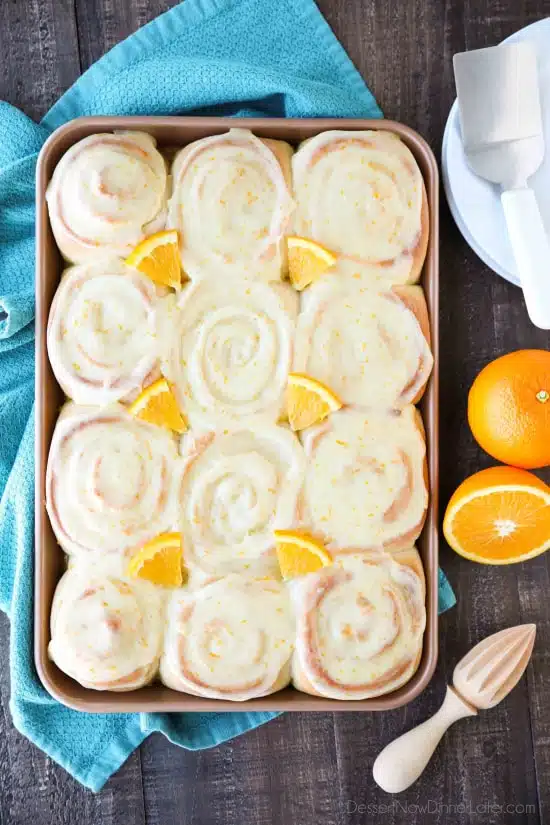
[[372, 624, 536, 794], [453, 42, 550, 329]]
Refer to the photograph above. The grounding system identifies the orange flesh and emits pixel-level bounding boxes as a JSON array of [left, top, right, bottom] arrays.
[[138, 390, 187, 433], [135, 546, 183, 587], [288, 389, 330, 431], [277, 543, 329, 577], [288, 244, 335, 290], [449, 489, 550, 561], [136, 243, 181, 288], [130, 379, 187, 433]]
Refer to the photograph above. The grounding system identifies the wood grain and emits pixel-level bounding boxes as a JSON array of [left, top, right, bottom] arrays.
[[1, 0, 550, 823], [74, 0, 172, 71], [0, 0, 80, 120]]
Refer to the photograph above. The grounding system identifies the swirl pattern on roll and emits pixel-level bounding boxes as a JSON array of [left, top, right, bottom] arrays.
[[291, 550, 426, 699], [300, 407, 428, 552], [49, 564, 164, 690], [163, 281, 297, 428], [47, 259, 160, 405], [46, 131, 167, 263], [168, 128, 294, 279], [179, 424, 306, 574], [46, 404, 179, 557], [293, 130, 428, 283], [294, 269, 433, 409], [161, 575, 294, 700]]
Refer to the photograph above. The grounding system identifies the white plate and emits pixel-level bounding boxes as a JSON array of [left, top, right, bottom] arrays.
[[442, 18, 550, 287]]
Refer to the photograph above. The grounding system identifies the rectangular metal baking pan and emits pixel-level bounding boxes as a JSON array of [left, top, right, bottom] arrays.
[[35, 116, 439, 712]]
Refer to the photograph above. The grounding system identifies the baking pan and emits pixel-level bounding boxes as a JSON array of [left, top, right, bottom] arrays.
[[35, 116, 439, 712]]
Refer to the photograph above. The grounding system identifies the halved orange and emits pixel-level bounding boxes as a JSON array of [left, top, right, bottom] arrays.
[[127, 533, 184, 587], [443, 466, 550, 564], [125, 229, 183, 289], [128, 377, 188, 433], [274, 530, 332, 579], [286, 373, 342, 431], [287, 236, 337, 291]]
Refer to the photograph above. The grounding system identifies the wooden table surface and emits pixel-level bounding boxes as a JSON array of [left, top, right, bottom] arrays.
[[1, 0, 550, 822]]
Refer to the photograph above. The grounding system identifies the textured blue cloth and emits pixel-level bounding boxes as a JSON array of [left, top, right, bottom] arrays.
[[0, 0, 454, 793]]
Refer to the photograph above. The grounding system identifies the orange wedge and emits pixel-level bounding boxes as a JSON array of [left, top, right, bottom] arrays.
[[127, 533, 184, 587], [287, 236, 337, 291], [443, 466, 550, 565], [274, 530, 332, 579], [128, 378, 188, 433], [287, 373, 342, 431], [125, 229, 182, 289]]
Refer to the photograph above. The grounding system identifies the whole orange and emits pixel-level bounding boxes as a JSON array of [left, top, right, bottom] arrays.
[[468, 349, 550, 469]]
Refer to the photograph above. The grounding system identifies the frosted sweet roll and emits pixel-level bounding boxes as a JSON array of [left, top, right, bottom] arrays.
[[49, 564, 164, 690], [291, 550, 426, 699], [163, 280, 297, 428], [47, 259, 160, 405], [46, 131, 167, 262], [179, 424, 305, 574], [292, 130, 428, 284], [168, 128, 294, 279], [299, 407, 428, 552], [294, 268, 433, 409], [46, 404, 179, 557], [43, 126, 434, 699], [161, 575, 294, 700]]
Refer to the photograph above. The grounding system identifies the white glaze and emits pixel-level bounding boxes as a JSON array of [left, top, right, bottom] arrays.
[[49, 560, 164, 690], [300, 407, 428, 550], [44, 127, 433, 697], [162, 280, 297, 428], [179, 423, 306, 574], [168, 128, 294, 280], [293, 130, 424, 281], [46, 404, 179, 558], [294, 268, 433, 409], [292, 552, 425, 700], [46, 131, 167, 262], [161, 575, 294, 700], [47, 259, 160, 405]]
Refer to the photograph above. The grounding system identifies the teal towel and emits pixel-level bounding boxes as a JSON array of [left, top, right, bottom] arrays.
[[0, 0, 455, 793]]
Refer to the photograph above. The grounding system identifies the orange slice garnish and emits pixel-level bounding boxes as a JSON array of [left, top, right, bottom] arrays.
[[128, 378, 188, 433], [286, 373, 342, 431], [125, 229, 182, 289], [275, 530, 332, 579], [443, 466, 550, 565], [127, 533, 184, 587], [287, 236, 337, 291]]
